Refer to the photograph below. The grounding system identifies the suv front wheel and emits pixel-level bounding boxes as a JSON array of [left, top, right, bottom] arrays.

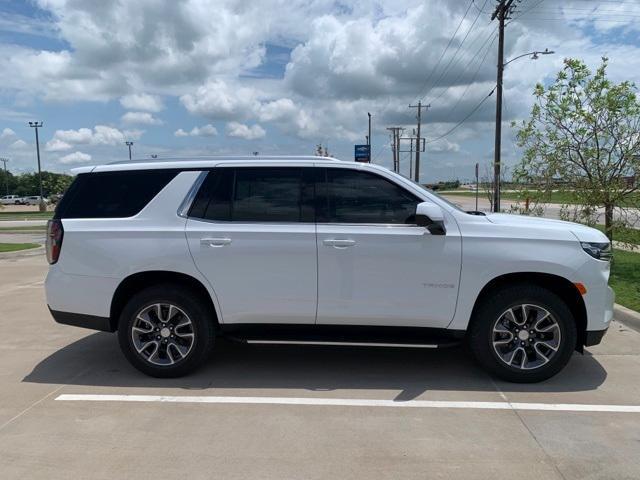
[[468, 285, 577, 383], [117, 284, 215, 377]]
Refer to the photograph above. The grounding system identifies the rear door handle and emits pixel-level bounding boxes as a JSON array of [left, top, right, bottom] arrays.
[[201, 237, 232, 247], [323, 239, 356, 248]]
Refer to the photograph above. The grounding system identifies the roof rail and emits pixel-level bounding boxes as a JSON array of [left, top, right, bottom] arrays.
[[108, 155, 342, 165]]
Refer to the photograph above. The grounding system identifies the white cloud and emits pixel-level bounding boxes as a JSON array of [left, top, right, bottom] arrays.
[[226, 122, 266, 140], [45, 138, 72, 152], [180, 79, 259, 121], [59, 151, 92, 164], [0, 128, 16, 140], [120, 93, 164, 112], [175, 124, 218, 137], [121, 111, 163, 126], [46, 125, 131, 151], [9, 139, 28, 150]]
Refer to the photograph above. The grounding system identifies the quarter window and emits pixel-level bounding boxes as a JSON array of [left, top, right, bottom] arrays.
[[54, 169, 179, 219]]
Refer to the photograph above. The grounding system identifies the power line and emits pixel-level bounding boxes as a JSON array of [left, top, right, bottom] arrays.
[[511, 0, 546, 20], [426, 86, 496, 144], [446, 33, 497, 118], [413, 0, 476, 103], [420, 0, 491, 103], [429, 26, 497, 105], [472, 0, 492, 14]]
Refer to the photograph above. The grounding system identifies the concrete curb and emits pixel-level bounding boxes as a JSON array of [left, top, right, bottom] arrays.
[[0, 245, 44, 260], [614, 304, 640, 333]]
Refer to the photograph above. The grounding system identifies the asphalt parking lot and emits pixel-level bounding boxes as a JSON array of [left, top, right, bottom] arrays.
[[1, 254, 640, 479]]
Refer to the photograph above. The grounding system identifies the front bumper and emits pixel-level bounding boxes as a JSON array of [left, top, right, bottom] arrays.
[[584, 328, 608, 347]]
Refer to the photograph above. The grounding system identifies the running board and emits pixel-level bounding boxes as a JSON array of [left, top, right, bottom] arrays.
[[220, 324, 465, 350], [243, 339, 446, 349]]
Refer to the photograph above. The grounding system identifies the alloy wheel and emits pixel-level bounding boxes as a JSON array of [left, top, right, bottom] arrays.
[[491, 304, 561, 370], [131, 303, 195, 366]]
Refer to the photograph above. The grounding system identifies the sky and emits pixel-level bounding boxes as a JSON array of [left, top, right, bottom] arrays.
[[0, 0, 639, 182]]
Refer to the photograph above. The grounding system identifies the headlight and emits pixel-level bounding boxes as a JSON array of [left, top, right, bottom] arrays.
[[581, 242, 612, 261]]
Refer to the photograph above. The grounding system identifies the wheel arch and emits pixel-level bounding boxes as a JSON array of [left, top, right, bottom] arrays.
[[469, 272, 587, 350], [110, 271, 220, 331]]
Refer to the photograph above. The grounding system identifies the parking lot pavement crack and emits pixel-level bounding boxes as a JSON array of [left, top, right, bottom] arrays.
[[490, 378, 569, 480], [0, 366, 92, 434]]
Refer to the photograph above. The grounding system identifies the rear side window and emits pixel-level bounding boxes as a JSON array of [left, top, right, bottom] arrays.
[[55, 169, 178, 219], [316, 168, 419, 224], [189, 167, 314, 222]]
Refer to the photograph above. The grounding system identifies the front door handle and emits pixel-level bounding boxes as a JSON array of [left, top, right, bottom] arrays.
[[323, 239, 356, 248], [201, 237, 232, 247]]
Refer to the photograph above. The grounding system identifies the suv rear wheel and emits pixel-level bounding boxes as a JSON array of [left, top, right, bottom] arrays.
[[468, 285, 577, 383], [117, 284, 215, 377]]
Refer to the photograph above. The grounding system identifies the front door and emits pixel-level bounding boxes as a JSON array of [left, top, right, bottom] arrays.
[[315, 167, 461, 328], [185, 166, 317, 324]]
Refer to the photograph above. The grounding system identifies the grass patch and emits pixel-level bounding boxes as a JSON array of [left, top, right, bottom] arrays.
[[610, 249, 640, 312], [593, 225, 640, 246], [0, 242, 40, 253]]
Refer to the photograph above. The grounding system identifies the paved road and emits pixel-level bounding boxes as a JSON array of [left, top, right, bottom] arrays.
[[1, 255, 640, 479], [0, 220, 48, 228], [0, 232, 45, 244]]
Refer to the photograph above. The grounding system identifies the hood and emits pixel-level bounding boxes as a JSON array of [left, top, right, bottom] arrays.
[[486, 213, 609, 243]]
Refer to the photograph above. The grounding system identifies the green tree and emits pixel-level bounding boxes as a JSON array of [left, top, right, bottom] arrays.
[[513, 57, 640, 241], [0, 171, 73, 197]]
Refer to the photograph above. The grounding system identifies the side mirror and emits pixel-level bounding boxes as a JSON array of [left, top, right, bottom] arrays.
[[415, 201, 446, 235]]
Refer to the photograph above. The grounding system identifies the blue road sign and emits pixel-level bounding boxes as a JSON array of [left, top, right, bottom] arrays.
[[354, 144, 370, 163]]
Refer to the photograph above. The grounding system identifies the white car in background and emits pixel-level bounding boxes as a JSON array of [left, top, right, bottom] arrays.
[[23, 196, 48, 205], [44, 156, 614, 382], [0, 195, 25, 205]]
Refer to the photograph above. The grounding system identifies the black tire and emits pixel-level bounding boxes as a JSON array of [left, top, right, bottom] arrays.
[[117, 284, 215, 377], [468, 284, 577, 383]]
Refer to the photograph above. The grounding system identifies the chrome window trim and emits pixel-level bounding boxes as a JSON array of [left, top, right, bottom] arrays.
[[185, 216, 421, 228], [177, 171, 207, 218]]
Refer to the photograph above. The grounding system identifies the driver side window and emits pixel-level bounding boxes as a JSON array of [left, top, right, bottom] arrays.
[[317, 168, 420, 224]]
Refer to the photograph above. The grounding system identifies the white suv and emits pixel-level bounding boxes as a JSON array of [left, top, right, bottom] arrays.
[[44, 156, 614, 382]]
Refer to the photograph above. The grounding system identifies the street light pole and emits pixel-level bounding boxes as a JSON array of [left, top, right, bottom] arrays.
[[0, 157, 9, 196], [367, 112, 372, 158], [491, 1, 554, 213], [28, 121, 45, 212], [125, 141, 134, 160]]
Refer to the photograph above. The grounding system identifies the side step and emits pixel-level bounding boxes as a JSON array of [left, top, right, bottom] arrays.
[[220, 324, 464, 350], [242, 339, 455, 349]]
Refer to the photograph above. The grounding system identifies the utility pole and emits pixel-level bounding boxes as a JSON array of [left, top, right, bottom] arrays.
[[408, 102, 429, 183], [491, 0, 515, 213], [28, 121, 45, 212], [399, 134, 424, 179], [125, 141, 134, 160], [386, 127, 403, 173], [0, 157, 8, 196]]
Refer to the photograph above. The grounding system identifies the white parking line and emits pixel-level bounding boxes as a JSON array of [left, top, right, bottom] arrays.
[[55, 394, 640, 413]]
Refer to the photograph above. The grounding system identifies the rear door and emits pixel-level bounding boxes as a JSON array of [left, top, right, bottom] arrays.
[[185, 166, 318, 325], [315, 166, 461, 328]]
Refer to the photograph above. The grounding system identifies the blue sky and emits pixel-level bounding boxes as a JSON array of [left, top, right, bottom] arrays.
[[0, 0, 639, 182]]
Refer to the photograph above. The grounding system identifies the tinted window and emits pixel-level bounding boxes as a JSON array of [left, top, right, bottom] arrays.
[[189, 169, 233, 221], [317, 168, 419, 224], [55, 169, 178, 219], [190, 167, 314, 222]]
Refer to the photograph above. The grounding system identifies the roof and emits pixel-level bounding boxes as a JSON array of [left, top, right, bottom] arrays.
[[70, 155, 344, 174]]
